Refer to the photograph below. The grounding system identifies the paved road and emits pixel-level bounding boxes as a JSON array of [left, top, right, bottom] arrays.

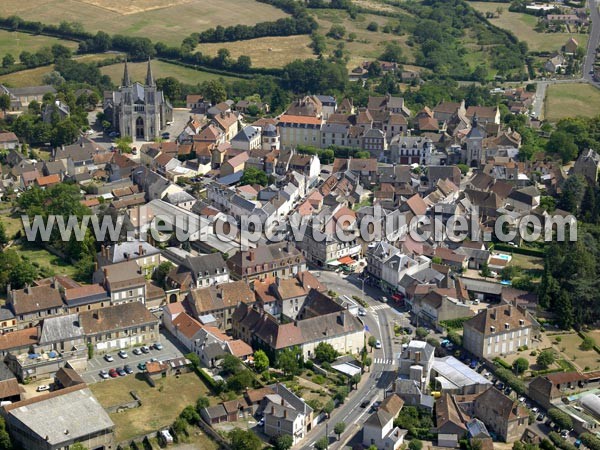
[[532, 82, 548, 119], [299, 270, 410, 449], [584, 0, 600, 84]]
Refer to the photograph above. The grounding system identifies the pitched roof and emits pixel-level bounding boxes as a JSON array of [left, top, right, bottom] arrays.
[[0, 327, 39, 351], [0, 378, 22, 399], [79, 302, 157, 335], [465, 303, 531, 336], [10, 285, 63, 315], [277, 115, 322, 126], [188, 281, 254, 315], [171, 312, 203, 340]]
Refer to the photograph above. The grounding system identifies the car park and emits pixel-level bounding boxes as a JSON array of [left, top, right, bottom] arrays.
[[36, 385, 50, 392], [99, 370, 109, 380], [104, 354, 114, 362], [118, 350, 128, 359]]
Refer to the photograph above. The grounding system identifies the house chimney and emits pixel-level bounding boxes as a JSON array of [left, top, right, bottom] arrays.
[[284, 409, 288, 419], [139, 244, 143, 256], [281, 398, 285, 406], [101, 244, 105, 257], [271, 405, 275, 414], [415, 351, 421, 363], [249, 250, 255, 262], [25, 284, 31, 295], [94, 262, 98, 272], [340, 311, 345, 326], [507, 305, 512, 316], [103, 267, 108, 280]]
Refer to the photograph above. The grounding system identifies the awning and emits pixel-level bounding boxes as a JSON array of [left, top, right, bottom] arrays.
[[338, 256, 355, 265]]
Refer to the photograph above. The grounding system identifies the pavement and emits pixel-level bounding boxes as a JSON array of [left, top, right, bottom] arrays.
[[299, 270, 410, 449], [80, 329, 185, 384]]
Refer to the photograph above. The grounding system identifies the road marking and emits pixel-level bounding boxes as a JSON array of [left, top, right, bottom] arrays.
[[374, 358, 396, 365], [370, 304, 390, 312]]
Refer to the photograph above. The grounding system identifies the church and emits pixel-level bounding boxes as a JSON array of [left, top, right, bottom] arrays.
[[104, 59, 173, 141]]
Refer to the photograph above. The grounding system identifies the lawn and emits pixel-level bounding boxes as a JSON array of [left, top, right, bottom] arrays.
[[0, 214, 24, 240], [312, 8, 415, 68], [100, 60, 242, 86], [0, 0, 288, 47], [198, 35, 316, 69], [550, 333, 600, 371], [469, 2, 588, 52], [545, 83, 600, 122], [10, 241, 79, 279], [0, 30, 78, 61], [89, 372, 213, 442]]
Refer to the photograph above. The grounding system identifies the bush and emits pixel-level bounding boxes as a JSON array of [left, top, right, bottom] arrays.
[[367, 21, 379, 31], [415, 327, 428, 339], [580, 433, 600, 450], [580, 336, 595, 351], [512, 357, 530, 374], [537, 349, 556, 369], [409, 439, 423, 450]]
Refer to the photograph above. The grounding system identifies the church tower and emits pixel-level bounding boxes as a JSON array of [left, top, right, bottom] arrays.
[[466, 113, 485, 167]]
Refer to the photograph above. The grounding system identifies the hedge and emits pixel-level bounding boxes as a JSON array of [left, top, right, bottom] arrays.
[[580, 433, 600, 450], [494, 367, 526, 394], [493, 243, 544, 257], [494, 357, 512, 370], [548, 432, 578, 450], [440, 317, 471, 330]]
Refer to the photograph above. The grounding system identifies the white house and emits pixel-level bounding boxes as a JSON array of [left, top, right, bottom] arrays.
[[363, 394, 407, 450]]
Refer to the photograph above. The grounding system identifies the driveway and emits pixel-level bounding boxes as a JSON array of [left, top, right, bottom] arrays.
[[81, 330, 185, 384]]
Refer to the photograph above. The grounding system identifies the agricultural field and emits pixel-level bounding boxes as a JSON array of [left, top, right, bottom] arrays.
[[0, 0, 288, 47], [470, 2, 588, 52], [312, 9, 415, 69], [89, 372, 213, 442], [0, 30, 78, 62], [198, 35, 315, 69], [100, 60, 242, 86], [545, 83, 600, 122]]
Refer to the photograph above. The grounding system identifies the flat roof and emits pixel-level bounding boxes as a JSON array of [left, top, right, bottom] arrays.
[[331, 362, 362, 377], [433, 356, 491, 388], [8, 388, 113, 446]]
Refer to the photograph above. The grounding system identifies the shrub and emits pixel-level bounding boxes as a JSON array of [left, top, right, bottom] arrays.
[[581, 336, 595, 351], [548, 408, 573, 430], [537, 349, 556, 369], [367, 21, 379, 31], [580, 433, 600, 450]]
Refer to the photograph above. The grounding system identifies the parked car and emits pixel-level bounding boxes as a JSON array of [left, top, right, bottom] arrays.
[[371, 401, 381, 411], [358, 308, 366, 316], [104, 354, 114, 362], [360, 400, 370, 408], [375, 340, 382, 349], [159, 429, 174, 445], [117, 367, 127, 376], [132, 348, 142, 356], [504, 387, 512, 395], [150, 357, 158, 363], [141, 346, 150, 353], [36, 385, 50, 392], [99, 370, 109, 380], [561, 430, 570, 439], [532, 407, 539, 414], [537, 413, 545, 421], [118, 350, 128, 359], [138, 362, 147, 371], [518, 396, 526, 403], [153, 342, 163, 351], [381, 296, 388, 303], [124, 365, 133, 374], [258, 418, 265, 427], [108, 368, 118, 378]]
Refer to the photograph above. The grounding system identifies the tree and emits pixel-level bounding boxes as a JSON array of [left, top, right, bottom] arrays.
[[240, 167, 269, 187], [196, 396, 210, 410], [350, 373, 361, 390], [546, 131, 579, 163], [253, 349, 269, 373], [581, 336, 595, 351], [327, 24, 346, 40], [364, 356, 372, 372], [415, 327, 428, 339], [156, 77, 182, 101], [367, 21, 379, 31], [334, 386, 349, 404], [278, 347, 300, 377], [314, 436, 329, 450], [152, 261, 173, 287], [480, 262, 492, 278], [180, 405, 200, 424], [513, 357, 529, 375], [114, 136, 133, 154], [368, 336, 377, 352], [409, 439, 423, 450], [203, 79, 227, 104], [0, 415, 12, 450], [221, 354, 242, 375], [275, 434, 294, 450], [537, 349, 556, 369], [315, 342, 338, 363], [229, 428, 262, 450], [0, 95, 11, 115], [457, 164, 469, 175], [334, 422, 346, 440], [548, 408, 573, 430], [379, 41, 406, 63], [236, 55, 252, 72], [323, 399, 335, 416], [0, 222, 8, 247], [227, 370, 254, 392], [2, 54, 14, 68]]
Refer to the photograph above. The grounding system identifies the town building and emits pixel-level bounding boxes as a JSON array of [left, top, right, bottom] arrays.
[[227, 242, 306, 282], [363, 394, 407, 450]]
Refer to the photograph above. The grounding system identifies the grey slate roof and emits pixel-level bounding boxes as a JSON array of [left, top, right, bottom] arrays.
[[183, 253, 228, 276], [39, 314, 83, 345]]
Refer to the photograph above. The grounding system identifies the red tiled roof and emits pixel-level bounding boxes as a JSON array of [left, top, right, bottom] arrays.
[[277, 115, 322, 125]]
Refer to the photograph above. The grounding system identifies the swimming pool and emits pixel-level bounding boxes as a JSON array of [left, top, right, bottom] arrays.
[[496, 254, 511, 261]]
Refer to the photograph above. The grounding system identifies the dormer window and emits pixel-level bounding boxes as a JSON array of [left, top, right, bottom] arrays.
[[519, 319, 524, 326], [505, 323, 510, 330], [490, 326, 495, 333]]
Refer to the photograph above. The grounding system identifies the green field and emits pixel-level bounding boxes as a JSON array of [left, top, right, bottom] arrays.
[[0, 0, 287, 47], [100, 60, 242, 85], [11, 241, 79, 279], [470, 2, 588, 52], [0, 30, 78, 61], [545, 83, 600, 122]]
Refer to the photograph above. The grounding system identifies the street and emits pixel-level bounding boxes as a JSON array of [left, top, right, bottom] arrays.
[[300, 270, 410, 449], [584, 0, 600, 84]]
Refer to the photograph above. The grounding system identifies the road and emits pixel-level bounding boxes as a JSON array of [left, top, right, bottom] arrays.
[[300, 270, 410, 449], [584, 0, 600, 84], [532, 82, 548, 119]]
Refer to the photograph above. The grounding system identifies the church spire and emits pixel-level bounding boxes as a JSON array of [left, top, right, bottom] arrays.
[[122, 58, 131, 87], [145, 58, 155, 87]]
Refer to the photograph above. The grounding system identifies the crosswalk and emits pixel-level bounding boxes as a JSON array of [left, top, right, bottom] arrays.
[[373, 358, 396, 365], [370, 304, 390, 312]]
